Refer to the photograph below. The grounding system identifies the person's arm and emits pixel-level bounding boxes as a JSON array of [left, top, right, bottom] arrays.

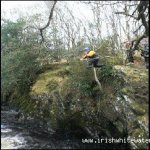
[[82, 52, 88, 59], [83, 54, 87, 59]]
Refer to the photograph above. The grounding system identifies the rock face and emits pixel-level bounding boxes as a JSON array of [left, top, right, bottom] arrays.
[[10, 63, 148, 149], [114, 65, 149, 149]]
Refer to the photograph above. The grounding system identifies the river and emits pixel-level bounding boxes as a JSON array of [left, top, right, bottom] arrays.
[[1, 122, 79, 149], [1, 109, 130, 149], [1, 110, 104, 149], [1, 110, 81, 149]]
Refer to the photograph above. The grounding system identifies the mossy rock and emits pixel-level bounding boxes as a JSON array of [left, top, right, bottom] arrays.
[[131, 128, 148, 139], [121, 87, 133, 95], [134, 94, 148, 104], [130, 102, 146, 116], [46, 80, 59, 92], [30, 65, 67, 95], [136, 115, 149, 128], [27, 62, 148, 149], [56, 68, 70, 78], [130, 129, 149, 150]]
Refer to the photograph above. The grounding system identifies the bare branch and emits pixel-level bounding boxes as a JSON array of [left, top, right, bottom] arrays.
[[127, 4, 138, 7], [131, 33, 147, 51], [131, 6, 138, 16], [115, 12, 138, 20], [39, 1, 57, 43], [133, 24, 143, 34]]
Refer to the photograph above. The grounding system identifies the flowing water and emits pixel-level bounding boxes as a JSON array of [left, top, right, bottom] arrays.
[[1, 124, 27, 149], [1, 108, 132, 149], [1, 110, 80, 149], [2, 110, 106, 149], [1, 122, 81, 149]]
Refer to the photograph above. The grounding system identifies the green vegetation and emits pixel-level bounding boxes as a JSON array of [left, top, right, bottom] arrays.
[[1, 18, 41, 116], [1, 12, 148, 149]]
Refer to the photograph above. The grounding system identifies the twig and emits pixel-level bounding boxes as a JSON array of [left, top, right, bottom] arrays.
[[115, 11, 138, 20], [133, 24, 143, 34]]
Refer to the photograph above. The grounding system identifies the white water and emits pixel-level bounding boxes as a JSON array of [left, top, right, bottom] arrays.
[[1, 124, 27, 149], [1, 113, 79, 149]]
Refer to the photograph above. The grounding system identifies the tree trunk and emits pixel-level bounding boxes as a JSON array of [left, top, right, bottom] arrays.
[[126, 49, 134, 63]]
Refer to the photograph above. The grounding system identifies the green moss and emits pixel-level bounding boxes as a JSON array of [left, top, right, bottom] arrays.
[[121, 87, 132, 94], [30, 64, 68, 95], [137, 115, 149, 126], [46, 80, 59, 92], [130, 102, 147, 116], [132, 128, 146, 138]]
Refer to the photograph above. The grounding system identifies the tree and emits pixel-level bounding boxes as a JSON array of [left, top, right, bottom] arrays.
[[1, 18, 40, 103], [115, 1, 149, 51]]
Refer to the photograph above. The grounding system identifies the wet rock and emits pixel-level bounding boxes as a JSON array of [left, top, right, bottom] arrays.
[[130, 107, 146, 116]]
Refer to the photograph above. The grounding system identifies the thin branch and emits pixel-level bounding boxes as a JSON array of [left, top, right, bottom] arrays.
[[127, 4, 138, 7], [133, 24, 143, 34], [39, 1, 57, 43], [115, 12, 138, 20], [131, 6, 138, 16]]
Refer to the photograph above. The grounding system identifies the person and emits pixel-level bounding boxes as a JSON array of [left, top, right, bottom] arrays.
[[82, 47, 102, 68]]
